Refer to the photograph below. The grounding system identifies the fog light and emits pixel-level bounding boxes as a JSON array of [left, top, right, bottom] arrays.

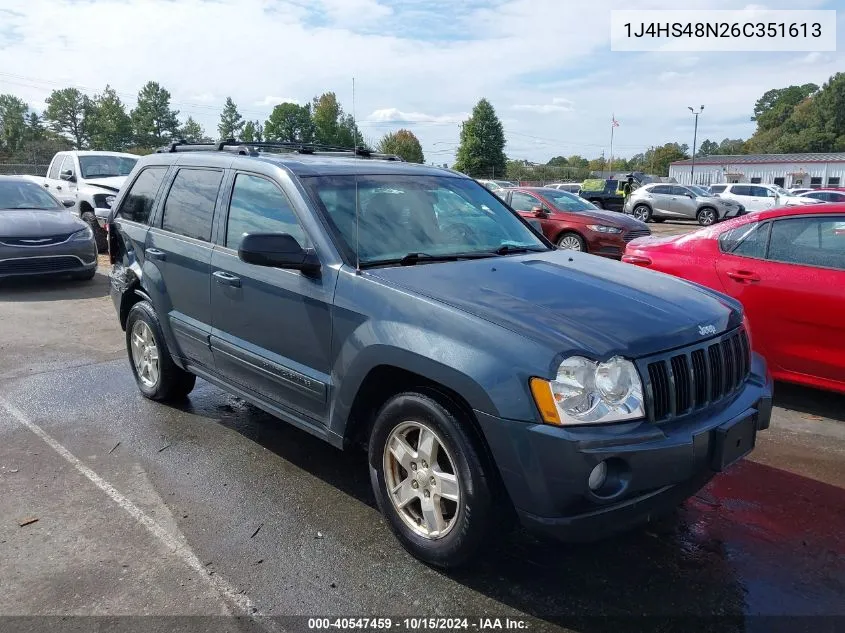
[[588, 461, 608, 491]]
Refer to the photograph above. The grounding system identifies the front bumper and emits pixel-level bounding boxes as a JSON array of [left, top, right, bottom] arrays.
[[476, 353, 773, 541], [0, 239, 98, 279]]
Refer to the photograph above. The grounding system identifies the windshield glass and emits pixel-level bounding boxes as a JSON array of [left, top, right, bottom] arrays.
[[79, 155, 138, 179], [0, 180, 63, 210], [771, 185, 789, 196], [542, 189, 598, 211], [303, 175, 548, 265], [689, 186, 712, 197]]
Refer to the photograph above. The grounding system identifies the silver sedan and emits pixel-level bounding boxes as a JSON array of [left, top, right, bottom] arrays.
[[0, 176, 98, 280]]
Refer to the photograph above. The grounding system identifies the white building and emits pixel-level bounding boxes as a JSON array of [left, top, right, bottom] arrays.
[[668, 152, 845, 189]]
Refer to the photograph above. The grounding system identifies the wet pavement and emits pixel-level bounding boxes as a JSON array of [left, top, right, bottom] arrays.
[[1, 265, 844, 632]]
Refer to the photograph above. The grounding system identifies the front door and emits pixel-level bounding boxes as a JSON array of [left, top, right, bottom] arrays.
[[670, 185, 698, 219], [209, 172, 335, 424], [145, 166, 224, 369]]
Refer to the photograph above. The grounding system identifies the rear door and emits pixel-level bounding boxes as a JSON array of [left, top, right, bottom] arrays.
[[145, 165, 225, 369], [647, 185, 674, 215], [209, 171, 335, 423]]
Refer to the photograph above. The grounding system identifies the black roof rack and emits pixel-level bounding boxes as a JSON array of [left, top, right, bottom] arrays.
[[156, 138, 404, 161]]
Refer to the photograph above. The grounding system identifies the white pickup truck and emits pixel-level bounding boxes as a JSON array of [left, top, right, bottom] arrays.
[[28, 150, 139, 252]]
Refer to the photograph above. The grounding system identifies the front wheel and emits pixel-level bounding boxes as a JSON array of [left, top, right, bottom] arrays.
[[697, 207, 718, 226], [369, 392, 499, 568], [126, 301, 197, 401], [557, 232, 586, 252], [632, 204, 652, 222]]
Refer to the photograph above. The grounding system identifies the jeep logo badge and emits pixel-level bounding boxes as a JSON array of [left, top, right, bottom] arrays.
[[698, 324, 717, 336]]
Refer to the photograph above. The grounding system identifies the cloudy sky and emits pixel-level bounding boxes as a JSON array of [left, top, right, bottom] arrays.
[[1, 0, 842, 164]]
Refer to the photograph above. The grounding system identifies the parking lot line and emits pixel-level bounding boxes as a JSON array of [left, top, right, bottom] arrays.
[[0, 395, 266, 622]]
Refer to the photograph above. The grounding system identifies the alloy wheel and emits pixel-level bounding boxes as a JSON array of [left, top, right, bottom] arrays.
[[130, 320, 160, 388], [558, 235, 583, 251]]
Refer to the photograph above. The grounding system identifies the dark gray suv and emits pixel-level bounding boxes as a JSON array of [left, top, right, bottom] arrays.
[[108, 141, 773, 568]]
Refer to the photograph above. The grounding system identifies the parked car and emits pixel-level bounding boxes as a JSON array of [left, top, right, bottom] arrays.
[[499, 187, 650, 256], [0, 176, 97, 281], [788, 188, 813, 195], [578, 178, 630, 211], [624, 183, 745, 226], [476, 179, 516, 195], [623, 205, 844, 394], [545, 182, 582, 194], [799, 189, 845, 203], [708, 183, 822, 212], [27, 151, 139, 252], [108, 140, 771, 568]]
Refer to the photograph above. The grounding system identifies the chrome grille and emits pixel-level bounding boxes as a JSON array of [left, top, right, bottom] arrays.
[[0, 233, 73, 247], [641, 327, 751, 423], [0, 256, 81, 274], [623, 228, 651, 243]]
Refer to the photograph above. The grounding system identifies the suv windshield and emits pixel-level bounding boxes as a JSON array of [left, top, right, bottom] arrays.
[[0, 180, 63, 210], [542, 189, 598, 211], [79, 155, 138, 179], [689, 186, 712, 197], [303, 175, 548, 266]]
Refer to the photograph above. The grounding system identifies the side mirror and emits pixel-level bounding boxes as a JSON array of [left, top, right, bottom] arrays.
[[60, 169, 75, 182], [531, 205, 548, 217], [62, 199, 75, 208], [238, 233, 321, 275]]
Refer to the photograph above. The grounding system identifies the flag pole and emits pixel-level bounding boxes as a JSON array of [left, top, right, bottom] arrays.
[[609, 114, 615, 178]]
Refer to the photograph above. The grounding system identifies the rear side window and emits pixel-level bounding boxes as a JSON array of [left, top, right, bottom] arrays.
[[116, 167, 168, 224], [719, 222, 770, 259], [651, 185, 672, 194], [226, 174, 309, 251], [161, 168, 223, 242], [731, 185, 752, 196]]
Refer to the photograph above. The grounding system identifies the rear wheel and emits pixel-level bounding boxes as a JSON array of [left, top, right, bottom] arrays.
[[697, 207, 718, 226], [557, 232, 586, 252], [369, 392, 499, 568], [591, 199, 604, 209], [632, 204, 652, 222], [126, 301, 196, 401], [81, 211, 108, 252]]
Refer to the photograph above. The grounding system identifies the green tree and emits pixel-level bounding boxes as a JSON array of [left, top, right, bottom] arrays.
[[696, 139, 718, 156], [453, 98, 506, 178], [588, 156, 606, 172], [752, 83, 818, 131], [0, 94, 29, 152], [264, 102, 314, 143], [25, 112, 45, 143], [547, 156, 568, 167], [131, 81, 180, 148], [178, 116, 207, 142], [241, 120, 263, 143], [717, 138, 747, 154], [376, 129, 424, 163], [218, 97, 244, 139], [311, 92, 343, 145], [567, 155, 589, 169], [651, 142, 689, 176], [87, 85, 132, 151], [44, 88, 92, 149]]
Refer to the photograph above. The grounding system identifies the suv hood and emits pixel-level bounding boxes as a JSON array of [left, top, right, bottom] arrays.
[[0, 209, 86, 238], [369, 250, 741, 359], [81, 176, 126, 193]]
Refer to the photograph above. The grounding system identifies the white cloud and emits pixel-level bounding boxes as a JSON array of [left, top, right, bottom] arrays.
[[364, 108, 467, 125], [512, 97, 574, 114], [255, 96, 301, 107], [189, 92, 216, 103]]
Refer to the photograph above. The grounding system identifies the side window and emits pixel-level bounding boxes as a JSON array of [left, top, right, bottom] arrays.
[[59, 155, 75, 177], [115, 167, 168, 224], [719, 222, 770, 259], [651, 185, 672, 195], [731, 185, 752, 197], [752, 186, 776, 198], [769, 217, 845, 270], [810, 177, 822, 188], [161, 168, 223, 242], [226, 174, 309, 251], [510, 192, 540, 211], [670, 186, 690, 196], [47, 155, 62, 180], [710, 185, 726, 194]]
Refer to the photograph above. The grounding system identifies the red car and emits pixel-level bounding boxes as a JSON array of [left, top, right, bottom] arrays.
[[623, 205, 845, 394], [499, 187, 650, 258]]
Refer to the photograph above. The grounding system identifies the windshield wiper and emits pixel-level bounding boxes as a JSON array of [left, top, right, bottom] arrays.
[[493, 244, 546, 256], [360, 251, 498, 269]]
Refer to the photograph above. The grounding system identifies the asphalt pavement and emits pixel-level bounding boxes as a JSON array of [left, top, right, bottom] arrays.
[[1, 242, 843, 633]]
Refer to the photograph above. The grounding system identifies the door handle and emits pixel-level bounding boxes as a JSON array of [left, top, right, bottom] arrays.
[[213, 270, 241, 287], [56, 186, 62, 190], [726, 270, 760, 283], [145, 248, 166, 261], [43, 183, 49, 188]]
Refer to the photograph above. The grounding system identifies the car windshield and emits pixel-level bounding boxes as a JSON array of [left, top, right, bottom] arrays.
[[771, 185, 789, 196], [494, 180, 516, 187], [303, 175, 548, 266], [542, 189, 598, 211], [79, 155, 138, 179], [689, 186, 712, 196], [0, 180, 63, 210]]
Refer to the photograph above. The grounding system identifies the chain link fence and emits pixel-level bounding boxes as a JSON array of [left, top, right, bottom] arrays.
[[0, 162, 51, 176]]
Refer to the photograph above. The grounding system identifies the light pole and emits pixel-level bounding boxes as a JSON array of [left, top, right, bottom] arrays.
[[688, 105, 704, 184]]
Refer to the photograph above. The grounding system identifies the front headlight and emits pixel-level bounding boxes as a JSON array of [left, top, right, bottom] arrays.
[[70, 226, 94, 242], [587, 224, 622, 234], [105, 195, 116, 208], [530, 356, 645, 425]]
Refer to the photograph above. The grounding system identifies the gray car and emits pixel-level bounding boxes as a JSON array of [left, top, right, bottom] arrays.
[[0, 176, 98, 280], [624, 183, 744, 226]]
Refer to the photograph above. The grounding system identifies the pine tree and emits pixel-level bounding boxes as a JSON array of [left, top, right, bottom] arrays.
[[218, 97, 245, 140], [453, 98, 506, 178], [130, 82, 180, 148]]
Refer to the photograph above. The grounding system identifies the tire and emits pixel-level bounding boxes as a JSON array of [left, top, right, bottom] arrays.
[[651, 217, 666, 223], [125, 300, 196, 401], [368, 392, 498, 569], [591, 199, 604, 209], [697, 207, 718, 226], [72, 269, 96, 281], [81, 210, 108, 253], [556, 232, 587, 252], [632, 204, 652, 223]]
